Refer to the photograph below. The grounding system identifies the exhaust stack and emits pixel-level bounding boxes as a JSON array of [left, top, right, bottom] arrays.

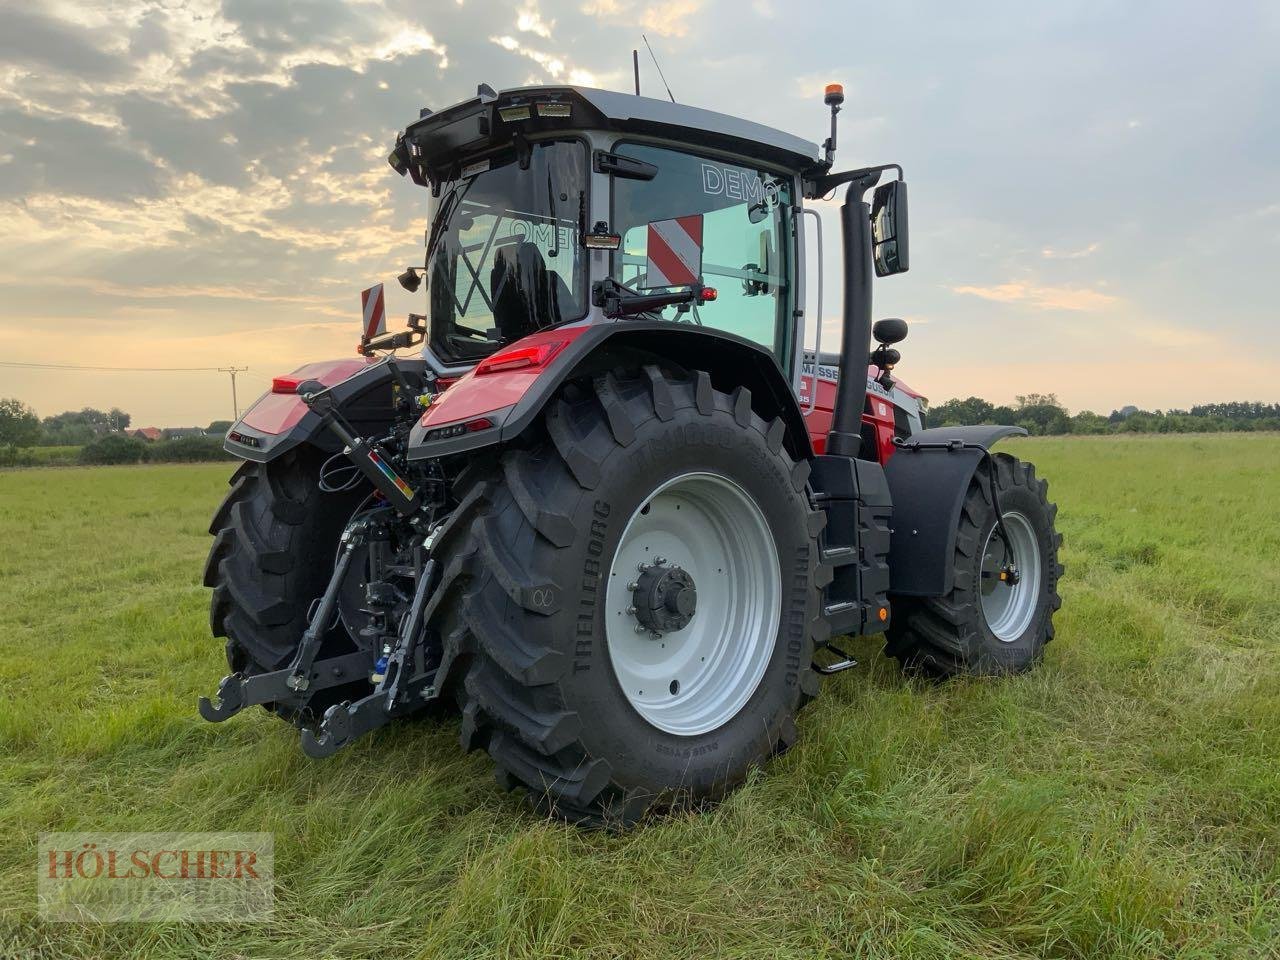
[[826, 173, 879, 458]]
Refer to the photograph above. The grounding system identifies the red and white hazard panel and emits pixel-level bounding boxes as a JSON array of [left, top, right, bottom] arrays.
[[645, 215, 703, 288], [361, 283, 386, 340]]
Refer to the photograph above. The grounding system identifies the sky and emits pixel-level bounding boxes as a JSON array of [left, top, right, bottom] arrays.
[[0, 0, 1276, 428]]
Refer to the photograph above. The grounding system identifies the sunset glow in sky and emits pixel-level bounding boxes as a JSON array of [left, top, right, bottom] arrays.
[[0, 0, 1276, 427]]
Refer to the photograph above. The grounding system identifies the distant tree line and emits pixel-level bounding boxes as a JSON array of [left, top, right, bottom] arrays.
[[931, 394, 1280, 435], [0, 400, 231, 446], [40, 406, 133, 445], [0, 398, 234, 466], [77, 433, 233, 465]]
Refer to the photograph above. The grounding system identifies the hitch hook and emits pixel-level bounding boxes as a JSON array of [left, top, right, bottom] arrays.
[[300, 701, 353, 759], [197, 673, 246, 722]]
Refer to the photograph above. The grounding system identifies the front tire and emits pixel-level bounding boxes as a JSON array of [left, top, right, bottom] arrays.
[[885, 453, 1063, 675], [435, 367, 824, 827]]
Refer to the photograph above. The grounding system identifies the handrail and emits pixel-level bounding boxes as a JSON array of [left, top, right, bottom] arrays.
[[801, 207, 823, 414]]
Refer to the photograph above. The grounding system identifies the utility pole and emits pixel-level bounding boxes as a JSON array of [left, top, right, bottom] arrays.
[[218, 366, 248, 420]]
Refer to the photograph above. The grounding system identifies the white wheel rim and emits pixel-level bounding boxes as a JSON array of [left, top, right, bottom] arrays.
[[979, 509, 1042, 642], [604, 472, 782, 736]]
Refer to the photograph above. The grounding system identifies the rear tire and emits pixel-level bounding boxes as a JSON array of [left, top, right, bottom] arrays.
[[885, 453, 1063, 676], [203, 448, 369, 718], [432, 367, 824, 827]]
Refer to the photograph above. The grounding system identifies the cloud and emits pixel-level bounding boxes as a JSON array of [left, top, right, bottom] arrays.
[[952, 282, 1119, 312], [489, 36, 596, 85], [580, 0, 701, 38], [0, 7, 125, 79], [517, 2, 554, 38], [1128, 322, 1214, 349], [1041, 242, 1100, 260], [0, 109, 164, 200]]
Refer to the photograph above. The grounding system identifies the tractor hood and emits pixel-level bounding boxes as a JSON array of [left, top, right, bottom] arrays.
[[391, 85, 820, 186]]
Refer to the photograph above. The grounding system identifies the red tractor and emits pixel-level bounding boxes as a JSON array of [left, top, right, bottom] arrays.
[[200, 82, 1062, 827]]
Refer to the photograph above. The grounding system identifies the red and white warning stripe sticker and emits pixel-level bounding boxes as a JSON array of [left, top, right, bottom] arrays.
[[645, 214, 703, 288], [361, 283, 386, 340]]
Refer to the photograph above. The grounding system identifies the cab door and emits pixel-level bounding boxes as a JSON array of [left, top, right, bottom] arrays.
[[607, 141, 797, 370]]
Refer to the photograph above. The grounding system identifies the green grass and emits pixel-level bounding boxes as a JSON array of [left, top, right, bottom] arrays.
[[2, 436, 1278, 959]]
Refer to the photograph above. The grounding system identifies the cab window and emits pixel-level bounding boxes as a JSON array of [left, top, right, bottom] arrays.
[[610, 143, 793, 357], [426, 140, 587, 364]]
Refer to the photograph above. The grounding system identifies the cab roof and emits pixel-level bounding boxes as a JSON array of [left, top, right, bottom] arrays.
[[398, 84, 820, 183]]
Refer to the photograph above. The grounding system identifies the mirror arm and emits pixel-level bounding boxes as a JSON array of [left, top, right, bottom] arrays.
[[808, 163, 903, 201]]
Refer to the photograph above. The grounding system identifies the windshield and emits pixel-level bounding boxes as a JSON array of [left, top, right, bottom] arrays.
[[426, 139, 587, 364]]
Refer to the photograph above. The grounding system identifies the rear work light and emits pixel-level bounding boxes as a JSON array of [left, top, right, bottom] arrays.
[[535, 102, 571, 118], [474, 338, 572, 375], [498, 105, 531, 122]]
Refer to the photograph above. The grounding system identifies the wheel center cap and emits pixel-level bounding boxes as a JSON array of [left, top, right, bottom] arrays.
[[632, 561, 696, 635]]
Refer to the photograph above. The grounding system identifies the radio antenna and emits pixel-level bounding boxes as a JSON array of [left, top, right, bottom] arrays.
[[641, 34, 676, 103]]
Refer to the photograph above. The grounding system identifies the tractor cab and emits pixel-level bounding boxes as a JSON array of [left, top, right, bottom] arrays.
[[390, 85, 819, 382], [389, 83, 918, 465]]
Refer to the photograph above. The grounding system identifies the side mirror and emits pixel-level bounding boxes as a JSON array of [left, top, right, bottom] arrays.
[[870, 180, 909, 277], [398, 267, 424, 292], [873, 317, 908, 345]]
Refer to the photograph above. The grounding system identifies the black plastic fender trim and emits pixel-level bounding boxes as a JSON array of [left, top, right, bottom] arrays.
[[883, 425, 1027, 597]]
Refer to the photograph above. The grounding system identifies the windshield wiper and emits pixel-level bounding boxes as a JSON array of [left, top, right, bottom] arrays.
[[546, 168, 560, 258]]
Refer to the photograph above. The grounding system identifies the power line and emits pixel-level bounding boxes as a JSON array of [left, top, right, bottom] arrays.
[[1, 358, 253, 420], [0, 360, 244, 372]]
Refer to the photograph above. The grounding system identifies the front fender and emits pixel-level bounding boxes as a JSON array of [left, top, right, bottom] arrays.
[[884, 425, 1027, 597]]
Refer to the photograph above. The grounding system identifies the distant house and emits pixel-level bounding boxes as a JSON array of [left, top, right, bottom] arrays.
[[130, 427, 163, 442]]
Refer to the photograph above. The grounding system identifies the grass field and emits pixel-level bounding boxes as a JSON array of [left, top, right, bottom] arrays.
[[1, 435, 1278, 959]]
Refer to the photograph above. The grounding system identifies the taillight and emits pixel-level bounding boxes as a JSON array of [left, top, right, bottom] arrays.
[[422, 417, 494, 441], [474, 339, 571, 375]]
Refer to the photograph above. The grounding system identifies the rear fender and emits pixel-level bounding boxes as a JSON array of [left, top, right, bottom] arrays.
[[883, 425, 1027, 597], [225, 357, 423, 462], [408, 321, 811, 460]]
